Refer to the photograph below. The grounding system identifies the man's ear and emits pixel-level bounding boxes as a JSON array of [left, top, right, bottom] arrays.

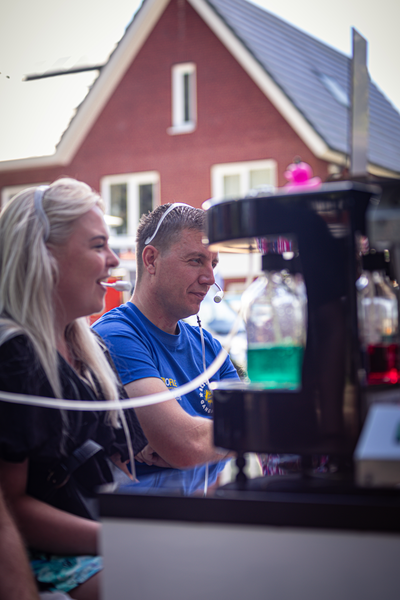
[[142, 245, 159, 275]]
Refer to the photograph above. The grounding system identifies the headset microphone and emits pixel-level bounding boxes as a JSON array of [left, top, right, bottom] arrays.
[[101, 281, 132, 292], [213, 282, 224, 303]]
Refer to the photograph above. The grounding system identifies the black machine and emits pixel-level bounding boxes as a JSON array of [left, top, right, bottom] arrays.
[[205, 179, 400, 484]]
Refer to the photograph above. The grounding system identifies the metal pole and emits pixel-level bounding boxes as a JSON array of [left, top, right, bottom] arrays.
[[350, 28, 369, 177]]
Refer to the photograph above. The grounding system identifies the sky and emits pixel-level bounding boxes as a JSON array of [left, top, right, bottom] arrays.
[[0, 0, 399, 160]]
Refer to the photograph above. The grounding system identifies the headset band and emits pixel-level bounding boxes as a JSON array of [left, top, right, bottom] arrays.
[[144, 203, 192, 245]]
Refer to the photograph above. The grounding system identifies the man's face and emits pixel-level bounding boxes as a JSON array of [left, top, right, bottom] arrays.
[[153, 228, 219, 325]]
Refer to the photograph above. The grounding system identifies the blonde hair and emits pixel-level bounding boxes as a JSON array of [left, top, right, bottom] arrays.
[[0, 178, 120, 426]]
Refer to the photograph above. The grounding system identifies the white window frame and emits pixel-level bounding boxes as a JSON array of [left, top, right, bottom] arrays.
[[1, 182, 48, 208], [167, 62, 197, 135], [101, 172, 160, 250], [209, 160, 275, 284], [211, 159, 277, 200]]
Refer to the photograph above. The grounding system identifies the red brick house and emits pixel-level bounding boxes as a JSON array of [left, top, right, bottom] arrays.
[[1, 0, 399, 283]]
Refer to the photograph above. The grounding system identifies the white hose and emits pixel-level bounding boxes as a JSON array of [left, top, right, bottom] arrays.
[[0, 253, 256, 412], [0, 335, 231, 411]]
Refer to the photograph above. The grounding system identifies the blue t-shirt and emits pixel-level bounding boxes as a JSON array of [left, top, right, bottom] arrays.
[[93, 302, 238, 417], [93, 302, 238, 478]]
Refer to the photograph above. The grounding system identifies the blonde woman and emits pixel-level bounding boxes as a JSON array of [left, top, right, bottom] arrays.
[[0, 179, 146, 600]]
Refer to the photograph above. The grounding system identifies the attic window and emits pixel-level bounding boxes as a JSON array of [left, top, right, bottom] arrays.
[[318, 73, 350, 107], [168, 63, 197, 135]]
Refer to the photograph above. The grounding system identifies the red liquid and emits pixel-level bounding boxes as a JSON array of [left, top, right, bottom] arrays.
[[366, 343, 400, 385]]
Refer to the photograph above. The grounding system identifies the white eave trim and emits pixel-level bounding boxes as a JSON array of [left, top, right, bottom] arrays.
[[188, 0, 333, 159], [57, 0, 171, 162], [0, 0, 171, 173], [189, 0, 400, 178], [0, 154, 61, 173], [368, 163, 400, 179]]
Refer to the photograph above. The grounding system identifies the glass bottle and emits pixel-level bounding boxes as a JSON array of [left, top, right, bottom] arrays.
[[356, 252, 400, 385], [282, 255, 308, 331], [244, 254, 307, 390]]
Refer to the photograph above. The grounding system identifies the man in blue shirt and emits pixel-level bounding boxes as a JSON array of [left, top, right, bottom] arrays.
[[93, 203, 238, 478]]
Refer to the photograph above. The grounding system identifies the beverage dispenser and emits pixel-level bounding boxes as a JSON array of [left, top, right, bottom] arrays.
[[204, 180, 400, 483]]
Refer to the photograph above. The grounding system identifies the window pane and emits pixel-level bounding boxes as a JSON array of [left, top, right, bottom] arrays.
[[223, 174, 241, 198], [110, 183, 127, 235], [139, 184, 153, 218], [183, 73, 190, 122], [250, 168, 271, 189]]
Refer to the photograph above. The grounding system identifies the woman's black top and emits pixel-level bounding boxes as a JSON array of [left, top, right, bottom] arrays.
[[0, 334, 147, 505]]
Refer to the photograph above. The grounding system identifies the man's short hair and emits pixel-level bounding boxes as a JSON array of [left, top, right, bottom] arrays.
[[136, 203, 206, 282]]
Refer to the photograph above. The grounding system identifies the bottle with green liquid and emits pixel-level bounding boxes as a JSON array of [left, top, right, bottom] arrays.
[[245, 253, 307, 390]]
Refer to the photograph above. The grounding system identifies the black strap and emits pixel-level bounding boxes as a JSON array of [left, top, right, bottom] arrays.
[[48, 440, 104, 487]]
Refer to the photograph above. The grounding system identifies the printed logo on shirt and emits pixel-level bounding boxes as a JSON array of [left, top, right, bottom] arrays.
[[161, 377, 181, 402], [199, 381, 213, 415]]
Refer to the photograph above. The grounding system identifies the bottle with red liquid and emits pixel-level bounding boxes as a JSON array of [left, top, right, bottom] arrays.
[[356, 252, 400, 385]]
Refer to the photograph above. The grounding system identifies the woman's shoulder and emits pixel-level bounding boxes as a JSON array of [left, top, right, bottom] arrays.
[[0, 333, 36, 371], [0, 333, 52, 396], [0, 333, 62, 462], [0, 332, 32, 354]]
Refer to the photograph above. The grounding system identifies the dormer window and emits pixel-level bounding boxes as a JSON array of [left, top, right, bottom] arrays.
[[168, 63, 197, 135], [317, 72, 350, 107]]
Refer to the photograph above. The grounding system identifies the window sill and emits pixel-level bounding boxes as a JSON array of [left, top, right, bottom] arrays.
[[167, 122, 196, 135]]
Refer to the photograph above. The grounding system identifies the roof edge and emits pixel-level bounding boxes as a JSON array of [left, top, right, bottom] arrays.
[[189, 0, 330, 158], [0, 0, 171, 172], [190, 0, 400, 178], [57, 0, 172, 164], [0, 153, 65, 173], [368, 163, 400, 179]]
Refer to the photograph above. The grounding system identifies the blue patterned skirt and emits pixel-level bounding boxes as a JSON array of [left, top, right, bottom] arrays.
[[30, 550, 103, 593]]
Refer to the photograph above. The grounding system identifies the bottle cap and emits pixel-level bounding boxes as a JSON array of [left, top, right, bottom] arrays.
[[285, 255, 303, 275], [262, 253, 301, 273], [262, 254, 286, 272], [362, 252, 387, 272]]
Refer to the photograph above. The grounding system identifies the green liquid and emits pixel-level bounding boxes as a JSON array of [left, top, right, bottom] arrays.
[[247, 345, 304, 390]]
